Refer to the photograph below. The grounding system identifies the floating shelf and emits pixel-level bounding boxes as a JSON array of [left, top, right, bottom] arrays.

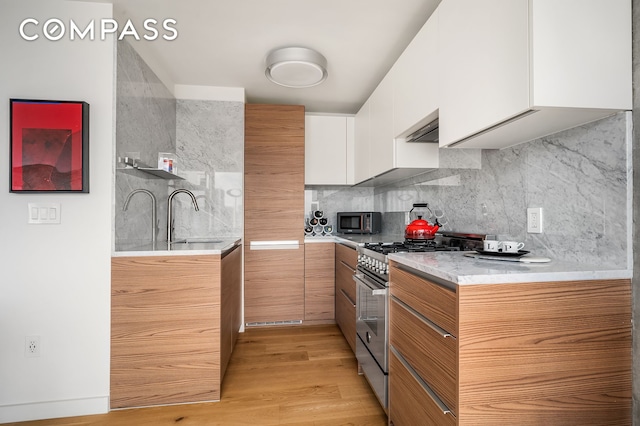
[[118, 166, 185, 180], [137, 167, 184, 180]]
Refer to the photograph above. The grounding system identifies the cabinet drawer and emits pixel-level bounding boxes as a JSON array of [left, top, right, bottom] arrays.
[[335, 247, 356, 304], [389, 349, 456, 426], [390, 297, 457, 412], [335, 285, 356, 353], [390, 262, 457, 334], [336, 243, 357, 269]]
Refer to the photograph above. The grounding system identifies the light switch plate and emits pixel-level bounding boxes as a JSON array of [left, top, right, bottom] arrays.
[[28, 203, 61, 224]]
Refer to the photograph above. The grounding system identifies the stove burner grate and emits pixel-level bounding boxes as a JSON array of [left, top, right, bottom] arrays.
[[363, 240, 460, 254]]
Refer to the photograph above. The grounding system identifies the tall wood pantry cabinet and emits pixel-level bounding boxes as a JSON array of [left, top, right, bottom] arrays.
[[244, 104, 306, 325]]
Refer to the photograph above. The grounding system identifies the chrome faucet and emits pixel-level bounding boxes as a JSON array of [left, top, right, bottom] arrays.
[[167, 189, 199, 244], [123, 189, 157, 246]]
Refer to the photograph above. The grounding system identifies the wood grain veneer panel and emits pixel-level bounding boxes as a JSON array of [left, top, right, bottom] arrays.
[[336, 243, 357, 269], [457, 279, 632, 425], [244, 246, 305, 323], [244, 104, 304, 242], [390, 297, 457, 411], [389, 351, 456, 426], [111, 255, 221, 409], [335, 287, 357, 354], [244, 104, 306, 324], [221, 245, 242, 380], [304, 243, 336, 321], [389, 263, 457, 334], [335, 245, 357, 303], [335, 243, 357, 352]]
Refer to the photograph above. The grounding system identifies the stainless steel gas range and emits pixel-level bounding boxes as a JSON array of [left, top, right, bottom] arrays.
[[353, 232, 488, 411]]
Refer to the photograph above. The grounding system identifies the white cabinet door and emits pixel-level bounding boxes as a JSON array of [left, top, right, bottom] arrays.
[[439, 0, 529, 148], [529, 0, 632, 110], [438, 0, 631, 149], [393, 7, 439, 138], [305, 115, 349, 185], [353, 100, 371, 184], [368, 74, 394, 178]]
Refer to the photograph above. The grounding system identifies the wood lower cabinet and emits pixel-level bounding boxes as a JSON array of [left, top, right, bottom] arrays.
[[388, 261, 632, 426], [304, 242, 335, 321], [335, 243, 357, 352], [111, 246, 242, 409], [244, 104, 305, 325], [220, 245, 242, 378], [244, 246, 305, 324]]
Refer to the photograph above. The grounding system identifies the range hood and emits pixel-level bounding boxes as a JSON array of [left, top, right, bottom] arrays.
[[406, 118, 439, 143]]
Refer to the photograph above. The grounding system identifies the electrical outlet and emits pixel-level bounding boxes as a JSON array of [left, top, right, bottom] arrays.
[[25, 336, 40, 357], [527, 207, 543, 234]]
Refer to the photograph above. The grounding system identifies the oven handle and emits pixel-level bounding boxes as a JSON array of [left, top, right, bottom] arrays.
[[353, 273, 388, 296]]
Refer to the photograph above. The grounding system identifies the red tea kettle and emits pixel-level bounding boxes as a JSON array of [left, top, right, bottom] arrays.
[[405, 203, 441, 240]]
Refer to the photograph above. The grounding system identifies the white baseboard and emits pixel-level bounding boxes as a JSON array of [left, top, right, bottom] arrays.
[[0, 396, 109, 423]]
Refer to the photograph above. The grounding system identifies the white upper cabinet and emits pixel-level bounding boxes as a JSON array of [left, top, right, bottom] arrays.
[[305, 114, 355, 185], [352, 8, 441, 185], [393, 7, 439, 138], [368, 73, 395, 178], [438, 0, 632, 149], [354, 100, 371, 184]]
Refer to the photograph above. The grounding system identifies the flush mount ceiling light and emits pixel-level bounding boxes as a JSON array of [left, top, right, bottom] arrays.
[[265, 47, 328, 88]]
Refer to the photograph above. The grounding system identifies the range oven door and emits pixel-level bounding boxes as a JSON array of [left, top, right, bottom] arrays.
[[354, 271, 389, 410], [354, 271, 388, 370]]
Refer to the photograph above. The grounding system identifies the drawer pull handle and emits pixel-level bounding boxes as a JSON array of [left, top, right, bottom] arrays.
[[391, 346, 454, 417], [392, 296, 455, 340], [340, 260, 355, 273], [340, 289, 356, 307]]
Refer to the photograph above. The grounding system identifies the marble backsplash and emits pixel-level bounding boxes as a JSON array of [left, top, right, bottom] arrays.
[[114, 39, 176, 244], [308, 112, 631, 268], [174, 100, 244, 239], [114, 40, 244, 246]]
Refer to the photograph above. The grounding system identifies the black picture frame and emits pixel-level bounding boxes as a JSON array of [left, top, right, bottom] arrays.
[[10, 99, 89, 193]]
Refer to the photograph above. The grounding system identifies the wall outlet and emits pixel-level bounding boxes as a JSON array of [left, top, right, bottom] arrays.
[[25, 336, 40, 357], [527, 207, 543, 234]]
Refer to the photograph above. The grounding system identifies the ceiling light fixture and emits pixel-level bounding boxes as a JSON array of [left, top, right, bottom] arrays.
[[265, 47, 328, 88]]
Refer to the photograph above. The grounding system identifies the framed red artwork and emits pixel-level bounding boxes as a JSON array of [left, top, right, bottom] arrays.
[[10, 99, 89, 193]]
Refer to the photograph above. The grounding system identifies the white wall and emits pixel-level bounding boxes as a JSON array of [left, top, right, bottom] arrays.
[[0, 1, 114, 422]]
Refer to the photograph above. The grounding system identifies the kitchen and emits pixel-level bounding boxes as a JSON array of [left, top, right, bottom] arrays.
[[1, 0, 639, 425]]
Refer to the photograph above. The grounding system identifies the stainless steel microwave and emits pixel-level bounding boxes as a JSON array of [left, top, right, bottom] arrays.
[[337, 212, 382, 234]]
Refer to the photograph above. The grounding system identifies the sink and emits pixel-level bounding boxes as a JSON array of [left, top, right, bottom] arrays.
[[171, 238, 223, 244]]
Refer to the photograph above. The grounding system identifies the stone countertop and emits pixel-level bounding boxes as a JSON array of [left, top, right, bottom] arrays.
[[388, 251, 632, 285], [306, 235, 632, 284], [113, 238, 241, 257]]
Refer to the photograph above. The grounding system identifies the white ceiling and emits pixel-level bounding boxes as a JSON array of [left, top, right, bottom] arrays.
[[85, 0, 441, 114]]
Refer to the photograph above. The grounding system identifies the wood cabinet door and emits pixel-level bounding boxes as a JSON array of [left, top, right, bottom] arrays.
[[244, 104, 305, 242], [304, 242, 335, 321], [244, 246, 305, 324], [335, 243, 357, 352], [244, 104, 305, 324], [220, 245, 242, 379]]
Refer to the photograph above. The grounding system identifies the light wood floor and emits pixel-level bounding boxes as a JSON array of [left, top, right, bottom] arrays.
[[9, 325, 388, 426]]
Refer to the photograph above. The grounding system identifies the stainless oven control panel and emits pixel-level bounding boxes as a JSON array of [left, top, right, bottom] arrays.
[[358, 253, 389, 276]]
